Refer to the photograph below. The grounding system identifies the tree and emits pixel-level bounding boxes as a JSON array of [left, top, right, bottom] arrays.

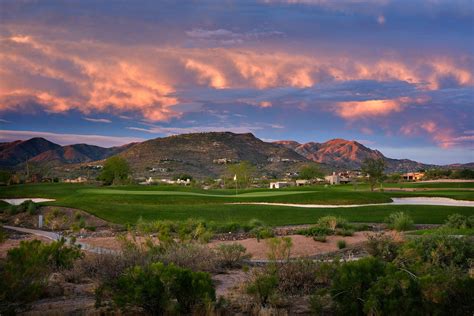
[[299, 164, 323, 180], [361, 158, 386, 191], [226, 161, 256, 188], [99, 156, 130, 185]]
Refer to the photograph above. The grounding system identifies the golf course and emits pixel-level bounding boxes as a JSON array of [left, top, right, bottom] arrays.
[[1, 182, 473, 226]]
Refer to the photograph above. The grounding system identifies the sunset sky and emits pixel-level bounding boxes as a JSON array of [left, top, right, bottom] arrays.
[[0, 0, 473, 164]]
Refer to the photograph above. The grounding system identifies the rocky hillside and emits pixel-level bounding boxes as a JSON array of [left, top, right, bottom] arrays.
[[29, 143, 134, 165], [0, 138, 133, 167], [275, 139, 434, 172], [117, 132, 308, 178], [0, 138, 61, 167]]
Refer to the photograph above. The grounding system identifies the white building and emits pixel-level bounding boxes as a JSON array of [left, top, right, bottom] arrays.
[[270, 181, 290, 189], [296, 179, 310, 186], [325, 172, 340, 185]]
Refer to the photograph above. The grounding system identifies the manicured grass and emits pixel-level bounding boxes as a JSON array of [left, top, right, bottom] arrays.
[[0, 183, 473, 226]]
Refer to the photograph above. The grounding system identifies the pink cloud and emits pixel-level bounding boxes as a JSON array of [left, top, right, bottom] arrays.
[[334, 99, 404, 119], [0, 29, 472, 122]]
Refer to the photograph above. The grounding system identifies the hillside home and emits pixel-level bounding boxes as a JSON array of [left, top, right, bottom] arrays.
[[64, 176, 87, 183], [270, 181, 290, 189], [402, 172, 425, 181], [296, 179, 310, 186], [325, 172, 340, 185]]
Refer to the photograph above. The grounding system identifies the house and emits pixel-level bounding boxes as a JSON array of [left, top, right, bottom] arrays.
[[139, 177, 155, 185], [296, 179, 310, 186], [64, 176, 87, 183], [402, 172, 425, 181], [270, 181, 290, 189], [325, 172, 340, 185]]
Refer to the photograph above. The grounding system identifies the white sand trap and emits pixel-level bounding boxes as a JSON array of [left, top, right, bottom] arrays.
[[391, 197, 474, 207], [2, 198, 56, 205], [231, 197, 474, 208]]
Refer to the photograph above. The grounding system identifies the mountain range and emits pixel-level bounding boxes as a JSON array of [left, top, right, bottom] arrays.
[[0, 132, 470, 178]]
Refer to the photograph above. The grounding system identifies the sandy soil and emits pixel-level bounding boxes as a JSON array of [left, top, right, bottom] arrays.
[[211, 231, 374, 260], [79, 232, 376, 260]]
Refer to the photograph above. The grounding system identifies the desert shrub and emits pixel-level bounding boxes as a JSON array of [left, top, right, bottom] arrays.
[[136, 218, 214, 243], [0, 226, 5, 244], [267, 237, 293, 261], [250, 226, 275, 241], [216, 243, 251, 268], [246, 271, 279, 307], [336, 228, 354, 236], [385, 212, 414, 231], [365, 232, 400, 261], [159, 264, 216, 313], [328, 257, 387, 315], [45, 208, 67, 230], [159, 243, 220, 272], [101, 262, 215, 314], [317, 216, 338, 230], [311, 237, 474, 315], [6, 205, 19, 215], [337, 240, 346, 249], [0, 239, 82, 314], [313, 235, 327, 242], [297, 226, 333, 237], [26, 201, 38, 215], [276, 260, 320, 295], [395, 235, 474, 271], [444, 213, 472, 229]]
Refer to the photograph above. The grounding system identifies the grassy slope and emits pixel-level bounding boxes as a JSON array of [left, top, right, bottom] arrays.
[[0, 183, 472, 225]]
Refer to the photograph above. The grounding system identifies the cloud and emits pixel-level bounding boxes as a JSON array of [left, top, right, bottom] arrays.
[[259, 101, 273, 108], [400, 120, 473, 149], [185, 28, 284, 46], [83, 117, 112, 123], [0, 130, 145, 147], [0, 23, 472, 126]]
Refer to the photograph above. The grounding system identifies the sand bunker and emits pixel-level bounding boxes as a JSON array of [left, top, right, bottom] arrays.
[[2, 198, 56, 205]]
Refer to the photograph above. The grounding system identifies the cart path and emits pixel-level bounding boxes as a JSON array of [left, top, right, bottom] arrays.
[[2, 225, 117, 255]]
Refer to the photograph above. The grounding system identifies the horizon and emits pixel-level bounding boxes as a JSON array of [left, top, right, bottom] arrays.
[[1, 131, 472, 166], [0, 0, 473, 164]]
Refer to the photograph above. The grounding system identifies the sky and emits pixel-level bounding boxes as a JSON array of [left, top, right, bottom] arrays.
[[0, 0, 473, 164]]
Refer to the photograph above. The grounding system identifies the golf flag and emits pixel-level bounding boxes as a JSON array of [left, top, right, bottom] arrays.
[[233, 174, 237, 181]]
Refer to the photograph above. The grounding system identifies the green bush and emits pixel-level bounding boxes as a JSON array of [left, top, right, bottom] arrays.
[[396, 235, 474, 271], [216, 243, 251, 268], [105, 263, 215, 314], [337, 240, 346, 249], [336, 228, 354, 236], [246, 272, 279, 307], [365, 232, 399, 261], [313, 235, 327, 242], [385, 212, 414, 231], [444, 213, 472, 229], [250, 226, 274, 241], [297, 226, 333, 237], [0, 239, 82, 314], [26, 201, 38, 215]]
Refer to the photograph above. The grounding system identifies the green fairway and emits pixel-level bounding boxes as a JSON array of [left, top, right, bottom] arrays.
[[1, 183, 473, 226], [79, 188, 315, 198]]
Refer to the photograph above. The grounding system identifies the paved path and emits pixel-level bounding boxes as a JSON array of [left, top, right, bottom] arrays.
[[2, 225, 117, 255]]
